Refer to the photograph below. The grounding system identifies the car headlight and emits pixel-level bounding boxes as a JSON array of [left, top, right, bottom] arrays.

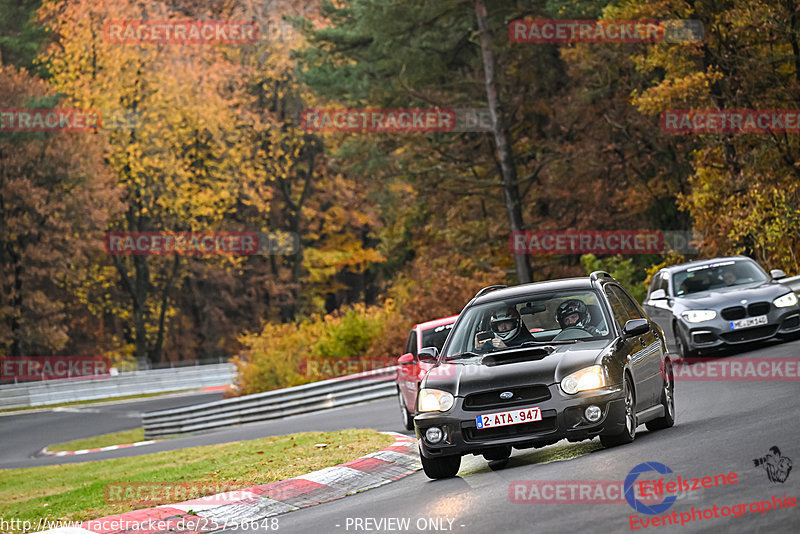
[[561, 365, 606, 395], [681, 309, 717, 323], [417, 389, 455, 412], [773, 292, 798, 308]]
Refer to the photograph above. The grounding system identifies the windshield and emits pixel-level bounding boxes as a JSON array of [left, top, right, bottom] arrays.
[[442, 290, 611, 360], [672, 260, 768, 296], [420, 322, 454, 352]]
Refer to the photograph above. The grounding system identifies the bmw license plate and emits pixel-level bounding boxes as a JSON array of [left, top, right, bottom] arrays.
[[730, 315, 768, 330], [476, 407, 542, 429]]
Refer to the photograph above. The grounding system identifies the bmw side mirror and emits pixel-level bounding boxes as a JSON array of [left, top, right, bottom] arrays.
[[417, 347, 439, 364], [649, 289, 667, 300], [623, 318, 650, 338], [771, 269, 787, 280]]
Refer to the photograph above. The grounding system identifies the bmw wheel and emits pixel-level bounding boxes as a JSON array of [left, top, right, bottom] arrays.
[[675, 322, 697, 357]]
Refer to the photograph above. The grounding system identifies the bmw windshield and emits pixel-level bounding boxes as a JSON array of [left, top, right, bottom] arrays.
[[442, 290, 612, 360], [672, 259, 769, 296]]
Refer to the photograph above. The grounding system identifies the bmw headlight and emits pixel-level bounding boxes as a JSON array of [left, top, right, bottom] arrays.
[[561, 365, 606, 395], [681, 310, 717, 323], [417, 389, 455, 412], [773, 292, 798, 308]]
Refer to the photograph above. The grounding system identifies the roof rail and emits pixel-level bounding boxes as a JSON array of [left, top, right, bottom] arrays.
[[474, 285, 507, 299], [589, 271, 613, 281]]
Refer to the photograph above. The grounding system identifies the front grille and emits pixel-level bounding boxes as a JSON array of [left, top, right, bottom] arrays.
[[463, 385, 551, 411], [720, 325, 777, 343], [747, 302, 770, 316], [721, 306, 746, 320], [463, 416, 557, 442]]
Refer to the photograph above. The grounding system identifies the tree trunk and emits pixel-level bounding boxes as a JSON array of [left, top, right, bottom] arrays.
[[473, 0, 532, 284]]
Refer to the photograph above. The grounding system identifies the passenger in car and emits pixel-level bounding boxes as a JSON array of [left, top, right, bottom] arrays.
[[556, 299, 601, 336]]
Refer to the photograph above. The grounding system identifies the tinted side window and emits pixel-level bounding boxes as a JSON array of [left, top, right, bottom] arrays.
[[604, 288, 629, 329], [656, 272, 669, 293], [648, 273, 661, 295], [649, 272, 668, 296], [609, 285, 643, 320]]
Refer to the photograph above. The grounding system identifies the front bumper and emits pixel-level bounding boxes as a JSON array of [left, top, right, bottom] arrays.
[[680, 306, 800, 352], [415, 384, 625, 458]]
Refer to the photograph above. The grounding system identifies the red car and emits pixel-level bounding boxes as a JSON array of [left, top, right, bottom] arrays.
[[396, 315, 458, 430]]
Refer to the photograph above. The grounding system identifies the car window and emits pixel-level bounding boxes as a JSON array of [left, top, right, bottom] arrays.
[[648, 273, 661, 297], [604, 288, 629, 329], [647, 272, 667, 297], [442, 289, 611, 359], [405, 330, 417, 356], [420, 323, 454, 352], [610, 285, 644, 319]]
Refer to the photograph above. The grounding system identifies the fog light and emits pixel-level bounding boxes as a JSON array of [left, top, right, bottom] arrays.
[[585, 405, 602, 422], [425, 427, 443, 444]]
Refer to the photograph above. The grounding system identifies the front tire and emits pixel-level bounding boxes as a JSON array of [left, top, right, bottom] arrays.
[[646, 360, 675, 431], [600, 375, 636, 448], [420, 449, 461, 479], [398, 390, 415, 431], [675, 323, 697, 357], [482, 445, 512, 462]]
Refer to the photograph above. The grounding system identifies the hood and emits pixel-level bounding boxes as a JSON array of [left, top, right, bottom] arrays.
[[422, 340, 610, 396], [674, 281, 791, 310]]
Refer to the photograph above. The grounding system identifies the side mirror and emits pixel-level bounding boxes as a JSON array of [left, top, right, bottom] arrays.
[[649, 289, 667, 300], [623, 318, 650, 338], [771, 269, 787, 280], [417, 347, 439, 364], [397, 353, 415, 366]]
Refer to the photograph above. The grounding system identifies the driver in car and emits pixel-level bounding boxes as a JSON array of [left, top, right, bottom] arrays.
[[721, 269, 737, 286], [556, 299, 600, 336], [475, 306, 534, 350]]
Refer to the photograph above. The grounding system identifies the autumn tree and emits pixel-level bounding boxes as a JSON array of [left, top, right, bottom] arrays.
[[0, 65, 122, 357], [623, 0, 800, 271], [37, 0, 265, 366]]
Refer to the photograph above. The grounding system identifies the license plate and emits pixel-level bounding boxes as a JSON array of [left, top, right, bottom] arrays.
[[476, 407, 542, 429], [730, 315, 768, 330]]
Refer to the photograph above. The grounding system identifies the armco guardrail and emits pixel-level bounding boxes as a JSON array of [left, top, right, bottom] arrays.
[[143, 366, 398, 439], [0, 363, 235, 410]]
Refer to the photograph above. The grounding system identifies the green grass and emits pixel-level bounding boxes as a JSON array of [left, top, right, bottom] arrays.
[[0, 429, 394, 530], [0, 390, 194, 414], [47, 428, 148, 452]]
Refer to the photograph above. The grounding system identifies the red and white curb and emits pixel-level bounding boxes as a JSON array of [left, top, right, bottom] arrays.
[[40, 440, 161, 457], [37, 432, 420, 534]]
